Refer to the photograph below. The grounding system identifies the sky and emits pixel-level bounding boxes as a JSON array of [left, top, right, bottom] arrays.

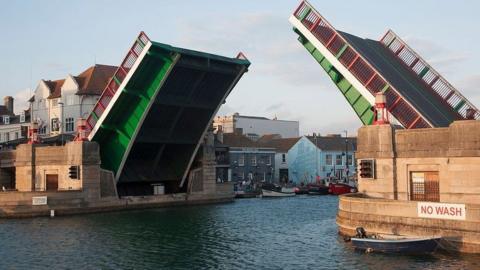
[[1, 0, 479, 136]]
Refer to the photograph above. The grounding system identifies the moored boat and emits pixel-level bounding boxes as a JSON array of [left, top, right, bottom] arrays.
[[307, 184, 329, 195], [328, 182, 357, 195], [350, 228, 441, 253], [261, 183, 296, 197]]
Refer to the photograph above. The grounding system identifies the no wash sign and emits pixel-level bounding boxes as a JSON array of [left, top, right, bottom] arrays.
[[417, 202, 466, 220]]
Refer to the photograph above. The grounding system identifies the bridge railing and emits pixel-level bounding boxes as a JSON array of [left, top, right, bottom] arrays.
[[86, 32, 151, 132], [293, 1, 433, 128], [380, 30, 479, 120]]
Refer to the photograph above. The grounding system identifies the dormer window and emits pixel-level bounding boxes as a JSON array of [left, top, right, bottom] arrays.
[[3, 116, 10, 125]]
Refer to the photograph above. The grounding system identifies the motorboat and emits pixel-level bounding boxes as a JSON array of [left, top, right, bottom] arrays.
[[307, 184, 329, 195], [261, 183, 296, 197], [328, 182, 357, 195], [350, 227, 441, 254]]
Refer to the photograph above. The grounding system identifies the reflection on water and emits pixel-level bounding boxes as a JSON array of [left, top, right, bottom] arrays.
[[0, 196, 479, 269]]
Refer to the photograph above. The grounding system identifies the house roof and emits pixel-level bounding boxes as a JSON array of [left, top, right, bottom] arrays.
[[45, 79, 65, 99], [75, 64, 118, 95], [261, 137, 301, 152], [306, 135, 357, 151], [44, 64, 118, 99], [222, 133, 257, 148]]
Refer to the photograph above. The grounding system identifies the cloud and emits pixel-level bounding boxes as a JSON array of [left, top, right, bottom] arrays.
[[402, 36, 469, 75], [13, 88, 32, 114], [454, 74, 480, 105], [175, 12, 329, 88]]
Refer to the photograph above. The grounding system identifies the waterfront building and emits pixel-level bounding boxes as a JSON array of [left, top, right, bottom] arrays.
[[220, 132, 276, 183], [0, 96, 30, 144], [257, 134, 301, 182], [288, 134, 357, 184], [29, 64, 117, 137], [213, 113, 299, 139]]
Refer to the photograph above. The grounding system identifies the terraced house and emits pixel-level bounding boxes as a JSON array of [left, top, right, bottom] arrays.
[[29, 64, 117, 136]]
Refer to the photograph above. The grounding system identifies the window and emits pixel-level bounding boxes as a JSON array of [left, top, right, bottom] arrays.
[[336, 154, 343, 166], [347, 154, 353, 166], [410, 172, 439, 202], [20, 112, 25, 123], [52, 99, 58, 107], [39, 126, 47, 135], [251, 156, 257, 166], [239, 172, 244, 180], [4, 133, 9, 142], [3, 116, 9, 125], [325, 154, 333, 166], [238, 155, 245, 166], [51, 118, 59, 132], [266, 155, 271, 166], [282, 154, 286, 163], [65, 117, 75, 132], [15, 132, 18, 140]]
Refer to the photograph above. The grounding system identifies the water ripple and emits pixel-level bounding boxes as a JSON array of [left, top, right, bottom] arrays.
[[0, 196, 478, 269]]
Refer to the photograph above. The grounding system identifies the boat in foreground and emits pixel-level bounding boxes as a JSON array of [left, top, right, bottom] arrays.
[[351, 233, 441, 253]]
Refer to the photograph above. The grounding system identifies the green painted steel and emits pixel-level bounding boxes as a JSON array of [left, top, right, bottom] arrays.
[[91, 48, 177, 175], [418, 67, 430, 78], [295, 30, 374, 125], [335, 44, 349, 58], [454, 100, 466, 111]]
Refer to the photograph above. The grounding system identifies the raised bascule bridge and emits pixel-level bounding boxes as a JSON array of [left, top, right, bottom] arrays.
[[85, 32, 250, 196], [290, 1, 479, 129]]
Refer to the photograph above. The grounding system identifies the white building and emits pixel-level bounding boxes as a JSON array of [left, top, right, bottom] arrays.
[[213, 113, 299, 139], [257, 135, 301, 182], [29, 64, 117, 136], [0, 96, 30, 144]]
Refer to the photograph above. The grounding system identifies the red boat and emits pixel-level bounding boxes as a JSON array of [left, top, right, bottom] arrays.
[[328, 183, 357, 195]]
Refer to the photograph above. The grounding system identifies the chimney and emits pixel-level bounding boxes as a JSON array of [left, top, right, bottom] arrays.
[[4, 96, 13, 114]]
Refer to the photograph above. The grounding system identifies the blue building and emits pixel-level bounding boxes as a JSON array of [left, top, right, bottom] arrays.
[[288, 135, 357, 184]]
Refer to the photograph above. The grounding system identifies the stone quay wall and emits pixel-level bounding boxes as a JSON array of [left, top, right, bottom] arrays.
[[338, 194, 480, 253]]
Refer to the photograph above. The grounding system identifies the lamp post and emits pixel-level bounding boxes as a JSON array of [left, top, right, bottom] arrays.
[[58, 101, 64, 145], [314, 133, 318, 184], [344, 130, 348, 182]]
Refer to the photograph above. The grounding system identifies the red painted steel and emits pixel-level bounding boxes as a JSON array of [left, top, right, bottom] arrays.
[[293, 1, 432, 129], [86, 32, 151, 132], [381, 30, 479, 120]]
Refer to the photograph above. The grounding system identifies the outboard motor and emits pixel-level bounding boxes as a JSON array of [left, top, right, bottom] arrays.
[[355, 227, 367, 238]]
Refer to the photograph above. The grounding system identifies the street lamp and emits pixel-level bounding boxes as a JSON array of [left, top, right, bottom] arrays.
[[344, 130, 348, 182]]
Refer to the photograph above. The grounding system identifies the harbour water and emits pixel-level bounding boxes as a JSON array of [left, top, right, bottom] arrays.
[[0, 196, 479, 269]]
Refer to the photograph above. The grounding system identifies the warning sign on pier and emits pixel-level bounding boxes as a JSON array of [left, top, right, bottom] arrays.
[[417, 202, 466, 220]]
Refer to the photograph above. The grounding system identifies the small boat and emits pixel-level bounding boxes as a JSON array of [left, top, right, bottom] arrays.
[[235, 190, 261, 198], [307, 184, 329, 195], [294, 186, 309, 195], [261, 183, 296, 197], [328, 182, 357, 195], [350, 228, 441, 253]]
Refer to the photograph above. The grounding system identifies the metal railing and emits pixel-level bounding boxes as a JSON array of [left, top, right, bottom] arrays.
[[86, 32, 151, 132], [380, 30, 479, 120], [293, 1, 433, 129]]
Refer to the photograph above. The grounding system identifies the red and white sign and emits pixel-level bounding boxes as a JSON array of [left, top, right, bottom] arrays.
[[417, 202, 466, 220]]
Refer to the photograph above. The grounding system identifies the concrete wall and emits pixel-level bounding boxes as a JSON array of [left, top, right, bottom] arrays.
[[14, 141, 101, 200], [356, 121, 480, 203]]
